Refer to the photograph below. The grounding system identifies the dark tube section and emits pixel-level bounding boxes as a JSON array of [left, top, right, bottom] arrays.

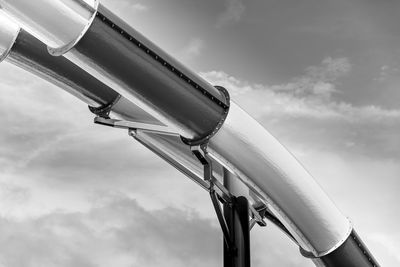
[[63, 4, 229, 141], [318, 230, 380, 267], [7, 29, 119, 107]]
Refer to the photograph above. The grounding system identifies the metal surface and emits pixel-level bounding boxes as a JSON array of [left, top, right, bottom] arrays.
[[223, 196, 250, 267], [110, 96, 163, 125], [318, 230, 380, 267], [181, 86, 230, 145], [0, 1, 380, 265], [0, 15, 161, 124], [223, 171, 251, 267], [208, 102, 352, 256], [132, 131, 211, 191], [0, 0, 97, 48], [37, 3, 229, 141], [132, 131, 255, 203], [0, 11, 20, 62], [94, 117, 176, 135], [211, 188, 232, 249], [6, 28, 119, 107]]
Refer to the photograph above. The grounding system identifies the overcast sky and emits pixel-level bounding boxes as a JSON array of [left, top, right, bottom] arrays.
[[0, 0, 399, 266]]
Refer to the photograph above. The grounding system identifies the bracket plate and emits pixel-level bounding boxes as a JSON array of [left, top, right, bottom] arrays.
[[94, 117, 178, 136]]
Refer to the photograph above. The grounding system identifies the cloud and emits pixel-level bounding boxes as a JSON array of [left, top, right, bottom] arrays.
[[0, 196, 221, 267], [203, 57, 351, 99], [374, 64, 400, 82], [270, 57, 351, 100], [178, 38, 205, 61], [1, 50, 398, 266], [216, 0, 245, 27], [201, 58, 400, 265], [201, 57, 400, 159], [368, 233, 400, 265], [102, 1, 149, 12], [0, 192, 318, 267], [130, 3, 148, 12]]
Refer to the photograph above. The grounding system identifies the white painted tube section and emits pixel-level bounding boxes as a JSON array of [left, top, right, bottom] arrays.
[[0, 11, 19, 61], [0, 0, 96, 48], [208, 103, 351, 255]]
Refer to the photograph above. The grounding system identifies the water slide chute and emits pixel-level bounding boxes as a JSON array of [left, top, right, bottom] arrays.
[[0, 3, 379, 266]]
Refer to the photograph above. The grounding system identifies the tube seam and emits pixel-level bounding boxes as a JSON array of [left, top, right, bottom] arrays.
[[181, 86, 230, 145], [92, 10, 229, 110], [0, 28, 20, 63]]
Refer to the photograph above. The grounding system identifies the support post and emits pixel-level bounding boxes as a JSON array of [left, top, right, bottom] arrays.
[[223, 169, 250, 267]]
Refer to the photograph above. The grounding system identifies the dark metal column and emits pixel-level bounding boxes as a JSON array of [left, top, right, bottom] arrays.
[[223, 171, 250, 267]]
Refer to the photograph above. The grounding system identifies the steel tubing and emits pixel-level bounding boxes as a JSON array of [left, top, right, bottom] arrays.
[[0, 0, 228, 141], [0, 11, 159, 122], [0, 0, 351, 256], [0, 1, 380, 265]]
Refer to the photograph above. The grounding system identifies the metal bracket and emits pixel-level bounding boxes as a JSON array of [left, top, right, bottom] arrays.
[[88, 95, 121, 118], [211, 187, 234, 250], [249, 204, 267, 230], [93, 117, 178, 136], [191, 143, 234, 250], [190, 144, 232, 203]]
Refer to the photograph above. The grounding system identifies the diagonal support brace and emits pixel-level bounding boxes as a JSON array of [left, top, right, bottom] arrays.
[[210, 187, 234, 250], [191, 143, 234, 250]]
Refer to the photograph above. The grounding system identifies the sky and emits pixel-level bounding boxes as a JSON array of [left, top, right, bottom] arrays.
[[0, 0, 399, 266]]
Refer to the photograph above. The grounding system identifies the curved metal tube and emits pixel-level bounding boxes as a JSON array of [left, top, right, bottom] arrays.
[[0, 0, 228, 141], [0, 0, 96, 48], [0, 11, 159, 122], [0, 1, 379, 265], [208, 103, 351, 256], [0, 11, 19, 61]]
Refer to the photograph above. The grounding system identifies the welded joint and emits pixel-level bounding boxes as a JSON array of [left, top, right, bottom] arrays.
[[93, 9, 230, 112], [181, 86, 231, 146], [312, 220, 353, 258], [350, 231, 380, 267], [48, 0, 100, 56]]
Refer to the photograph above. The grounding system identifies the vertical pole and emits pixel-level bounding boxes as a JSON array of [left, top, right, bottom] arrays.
[[223, 169, 251, 267]]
